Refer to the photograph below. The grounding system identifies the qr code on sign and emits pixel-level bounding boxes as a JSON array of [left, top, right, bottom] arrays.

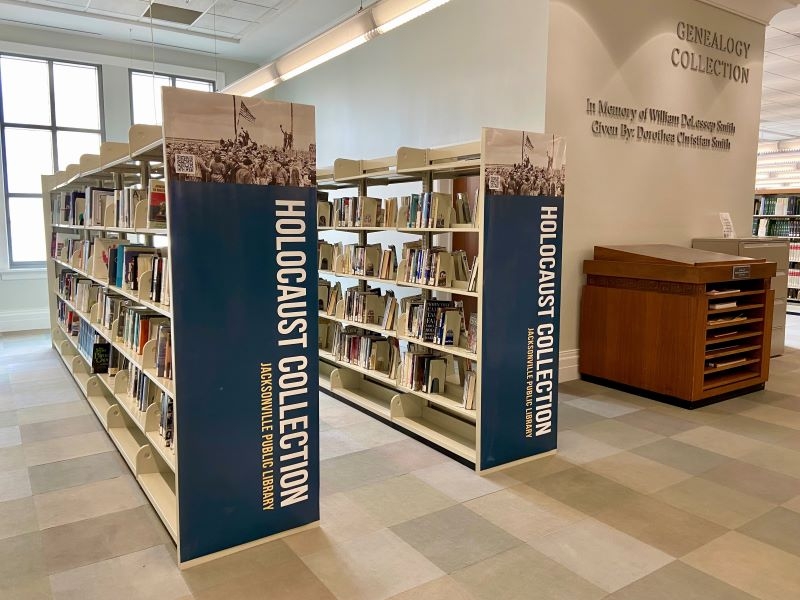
[[174, 154, 196, 175], [488, 175, 501, 191]]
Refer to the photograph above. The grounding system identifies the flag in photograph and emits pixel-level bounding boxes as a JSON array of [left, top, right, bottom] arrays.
[[239, 100, 256, 123]]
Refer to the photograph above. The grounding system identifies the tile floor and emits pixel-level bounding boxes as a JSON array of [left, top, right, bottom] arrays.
[[1, 318, 800, 599]]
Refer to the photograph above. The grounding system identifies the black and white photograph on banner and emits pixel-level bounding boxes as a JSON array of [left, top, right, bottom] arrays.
[[483, 128, 566, 198], [162, 87, 316, 188]]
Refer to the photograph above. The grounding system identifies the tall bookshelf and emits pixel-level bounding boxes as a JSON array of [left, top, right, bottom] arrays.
[[754, 189, 800, 315], [316, 129, 565, 472], [41, 89, 320, 566]]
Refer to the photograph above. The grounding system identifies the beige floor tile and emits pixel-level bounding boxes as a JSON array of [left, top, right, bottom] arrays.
[[711, 414, 798, 444], [23, 431, 113, 467], [49, 545, 190, 600], [189, 556, 335, 600], [451, 545, 605, 600], [529, 518, 672, 592], [302, 528, 444, 600], [498, 454, 573, 483], [387, 576, 475, 600], [42, 507, 169, 574], [412, 461, 515, 503], [0, 410, 17, 428], [319, 429, 369, 460], [672, 426, 766, 458], [0, 425, 21, 448], [554, 430, 623, 464], [606, 561, 759, 600], [584, 451, 691, 494], [564, 395, 642, 418], [574, 419, 662, 450], [0, 497, 39, 541], [741, 403, 800, 430], [182, 539, 296, 593], [596, 493, 727, 557], [320, 448, 407, 495], [347, 474, 455, 527], [0, 445, 25, 472], [390, 505, 521, 573], [0, 467, 32, 501], [738, 444, 800, 479], [768, 394, 800, 413], [683, 531, 800, 600], [737, 507, 800, 558], [653, 477, 775, 528], [558, 403, 607, 429], [701, 459, 800, 504], [34, 476, 145, 529], [1, 576, 52, 600], [16, 402, 90, 426], [464, 484, 587, 542], [28, 452, 126, 495], [20, 416, 101, 445], [529, 467, 639, 515], [0, 531, 46, 592], [614, 409, 698, 436], [368, 439, 451, 473], [632, 438, 731, 475], [338, 420, 407, 449], [283, 493, 383, 557]]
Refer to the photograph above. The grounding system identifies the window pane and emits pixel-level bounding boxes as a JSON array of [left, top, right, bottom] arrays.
[[8, 196, 45, 263], [57, 130, 101, 171], [176, 78, 213, 92], [3, 127, 53, 193], [131, 72, 170, 125], [0, 56, 51, 126], [54, 62, 100, 129]]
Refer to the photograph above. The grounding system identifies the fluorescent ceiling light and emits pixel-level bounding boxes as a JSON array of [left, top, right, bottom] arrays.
[[224, 0, 451, 97], [373, 0, 451, 34], [281, 34, 370, 81]]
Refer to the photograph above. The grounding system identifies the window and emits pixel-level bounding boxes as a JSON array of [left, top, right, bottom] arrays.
[[0, 55, 103, 267], [130, 70, 214, 126]]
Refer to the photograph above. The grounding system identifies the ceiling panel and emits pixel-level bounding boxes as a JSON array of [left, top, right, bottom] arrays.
[[193, 13, 255, 34], [87, 0, 144, 17], [209, 0, 275, 21], [765, 32, 800, 51]]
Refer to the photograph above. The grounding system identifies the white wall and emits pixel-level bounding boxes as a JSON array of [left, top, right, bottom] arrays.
[[267, 0, 550, 166], [0, 25, 256, 332], [546, 0, 766, 353]]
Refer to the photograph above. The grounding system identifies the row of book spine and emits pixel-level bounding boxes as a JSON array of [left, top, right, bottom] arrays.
[[405, 299, 464, 347], [51, 181, 167, 229], [790, 241, 800, 263], [320, 191, 476, 229], [754, 196, 800, 216], [329, 325, 399, 375]]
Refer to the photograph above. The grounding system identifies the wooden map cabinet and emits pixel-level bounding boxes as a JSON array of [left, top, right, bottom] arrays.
[[580, 244, 776, 407]]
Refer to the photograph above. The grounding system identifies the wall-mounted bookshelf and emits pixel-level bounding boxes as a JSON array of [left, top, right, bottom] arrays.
[[42, 89, 320, 566], [316, 131, 564, 472], [753, 190, 800, 315]]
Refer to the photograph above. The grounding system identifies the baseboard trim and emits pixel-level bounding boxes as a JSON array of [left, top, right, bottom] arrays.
[[559, 349, 579, 382], [0, 308, 49, 333]]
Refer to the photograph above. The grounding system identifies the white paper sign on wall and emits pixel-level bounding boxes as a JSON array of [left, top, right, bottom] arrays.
[[719, 212, 736, 239]]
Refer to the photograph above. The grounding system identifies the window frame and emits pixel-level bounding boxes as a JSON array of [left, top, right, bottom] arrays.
[[128, 68, 215, 126], [0, 52, 105, 269]]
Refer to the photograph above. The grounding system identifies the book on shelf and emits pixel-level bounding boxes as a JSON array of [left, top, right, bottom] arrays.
[[77, 318, 110, 373], [330, 324, 398, 374], [51, 232, 80, 261], [706, 357, 748, 369], [84, 187, 114, 227], [467, 256, 480, 292], [400, 348, 449, 394], [379, 245, 398, 280], [463, 369, 477, 410], [708, 313, 748, 325], [155, 324, 173, 379], [317, 196, 332, 227], [467, 314, 478, 353], [147, 179, 167, 228], [326, 281, 342, 316], [160, 392, 174, 448], [90, 238, 118, 279], [343, 286, 390, 325], [709, 301, 737, 310]]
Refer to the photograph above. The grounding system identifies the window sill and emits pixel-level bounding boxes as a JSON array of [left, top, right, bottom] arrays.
[[0, 269, 47, 281]]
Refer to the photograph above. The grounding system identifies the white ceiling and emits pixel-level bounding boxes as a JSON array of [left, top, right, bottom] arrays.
[[0, 0, 377, 64], [762, 7, 800, 140]]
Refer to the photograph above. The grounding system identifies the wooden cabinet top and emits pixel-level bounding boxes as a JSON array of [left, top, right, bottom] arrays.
[[585, 244, 776, 283]]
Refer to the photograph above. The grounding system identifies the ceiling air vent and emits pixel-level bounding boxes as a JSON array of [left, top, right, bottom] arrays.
[[142, 3, 203, 26]]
